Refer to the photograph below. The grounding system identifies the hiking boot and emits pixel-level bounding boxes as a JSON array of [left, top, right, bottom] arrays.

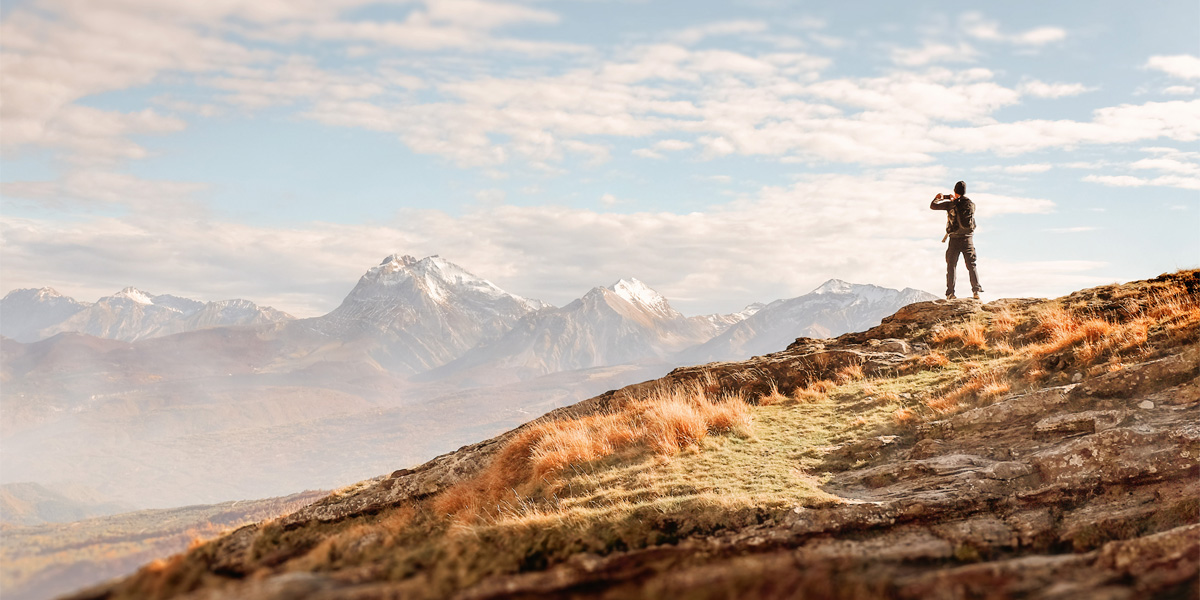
[[973, 291, 980, 300], [946, 294, 956, 300]]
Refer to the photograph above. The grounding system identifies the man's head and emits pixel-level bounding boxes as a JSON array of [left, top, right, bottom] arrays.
[[954, 181, 966, 197]]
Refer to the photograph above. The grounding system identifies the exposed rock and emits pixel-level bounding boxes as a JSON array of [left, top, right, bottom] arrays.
[[842, 298, 982, 343], [1075, 346, 1200, 398]]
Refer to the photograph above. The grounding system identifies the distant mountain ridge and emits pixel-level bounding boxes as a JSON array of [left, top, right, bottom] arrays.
[[295, 254, 548, 374], [0, 287, 293, 343], [0, 482, 133, 526], [678, 279, 939, 364], [427, 278, 751, 382]]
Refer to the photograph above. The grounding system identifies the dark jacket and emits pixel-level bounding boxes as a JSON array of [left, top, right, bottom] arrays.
[[930, 196, 976, 237]]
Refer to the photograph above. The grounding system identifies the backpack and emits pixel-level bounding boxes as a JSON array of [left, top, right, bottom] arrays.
[[947, 197, 976, 235]]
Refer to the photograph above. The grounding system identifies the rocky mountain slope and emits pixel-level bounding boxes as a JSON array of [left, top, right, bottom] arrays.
[[0, 288, 89, 342], [426, 278, 740, 382], [70, 270, 1199, 600], [0, 287, 293, 343], [680, 279, 937, 364], [295, 254, 547, 375]]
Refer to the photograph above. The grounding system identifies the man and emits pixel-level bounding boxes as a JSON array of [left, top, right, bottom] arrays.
[[930, 180, 983, 300]]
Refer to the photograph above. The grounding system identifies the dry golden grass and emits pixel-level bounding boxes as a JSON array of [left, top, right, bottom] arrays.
[[834, 364, 864, 384], [989, 308, 1016, 339], [789, 379, 837, 404], [919, 351, 950, 368], [932, 320, 987, 350], [434, 383, 752, 522], [757, 381, 789, 406], [925, 367, 1011, 415], [810, 380, 837, 394], [891, 407, 915, 426]]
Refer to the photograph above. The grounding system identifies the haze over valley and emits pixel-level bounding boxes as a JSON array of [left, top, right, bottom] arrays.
[[1, 254, 933, 511]]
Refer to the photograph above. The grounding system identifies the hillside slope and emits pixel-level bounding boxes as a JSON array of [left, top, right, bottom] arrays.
[[68, 271, 1199, 600]]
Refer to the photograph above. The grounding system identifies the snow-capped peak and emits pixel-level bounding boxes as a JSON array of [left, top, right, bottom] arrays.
[[113, 287, 155, 305], [812, 279, 853, 294], [809, 279, 899, 304], [380, 254, 419, 267], [344, 254, 543, 313], [608, 278, 679, 319]]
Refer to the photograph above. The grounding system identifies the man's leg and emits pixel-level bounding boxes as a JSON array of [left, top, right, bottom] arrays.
[[962, 237, 982, 293], [945, 239, 960, 298]]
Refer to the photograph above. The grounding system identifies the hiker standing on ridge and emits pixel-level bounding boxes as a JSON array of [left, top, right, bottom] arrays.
[[930, 181, 983, 300]]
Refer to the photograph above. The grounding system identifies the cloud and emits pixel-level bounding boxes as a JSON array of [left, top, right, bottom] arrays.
[[931, 99, 1200, 155], [1164, 86, 1196, 96], [1145, 55, 1200, 80], [962, 13, 1066, 46], [3, 105, 187, 166], [1083, 174, 1200, 191], [669, 20, 768, 45], [207, 57, 396, 109], [653, 139, 694, 151], [0, 1, 269, 163], [1, 170, 208, 215], [0, 0, 574, 166], [1078, 146, 1200, 191], [0, 169, 1062, 316], [975, 163, 1053, 174], [891, 42, 978, 67], [1019, 80, 1093, 99]]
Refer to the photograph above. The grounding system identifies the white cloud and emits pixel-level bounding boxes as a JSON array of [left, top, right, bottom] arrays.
[[1078, 147, 1200, 190], [931, 99, 1200, 155], [962, 13, 1066, 46], [669, 20, 768, 45], [976, 163, 1053, 174], [0, 0, 574, 166], [632, 148, 664, 159], [1145, 54, 1200, 80], [1019, 80, 1092, 99], [1, 171, 207, 214], [1164, 86, 1196, 95], [0, 1, 268, 163], [891, 42, 978, 67], [653, 139, 693, 151], [0, 170, 1062, 316], [207, 57, 394, 108], [1083, 174, 1200, 191]]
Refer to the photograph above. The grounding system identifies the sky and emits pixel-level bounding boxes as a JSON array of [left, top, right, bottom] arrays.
[[1, 0, 1198, 317]]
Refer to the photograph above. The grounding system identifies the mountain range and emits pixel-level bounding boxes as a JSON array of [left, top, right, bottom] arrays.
[[0, 287, 292, 343], [1, 255, 934, 509]]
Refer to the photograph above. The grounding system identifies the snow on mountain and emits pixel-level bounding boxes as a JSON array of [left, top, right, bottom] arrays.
[[0, 288, 90, 342], [677, 281, 937, 364], [150, 293, 205, 315], [152, 299, 295, 338], [299, 254, 546, 374], [113, 287, 155, 305], [426, 278, 717, 382], [4, 287, 293, 342], [692, 302, 765, 335]]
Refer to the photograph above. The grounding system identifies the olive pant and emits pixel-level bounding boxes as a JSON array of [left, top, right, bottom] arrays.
[[946, 235, 982, 297]]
